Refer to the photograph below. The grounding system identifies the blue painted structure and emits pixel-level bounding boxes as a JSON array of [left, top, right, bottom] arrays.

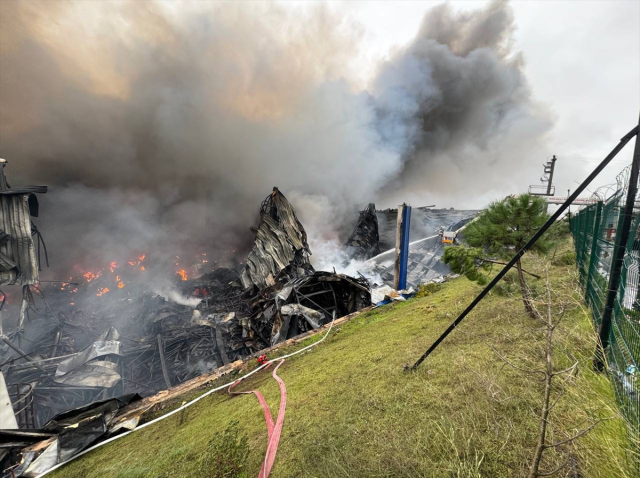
[[397, 204, 412, 290]]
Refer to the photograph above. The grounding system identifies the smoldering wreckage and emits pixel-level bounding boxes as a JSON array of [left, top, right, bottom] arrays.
[[0, 162, 472, 476]]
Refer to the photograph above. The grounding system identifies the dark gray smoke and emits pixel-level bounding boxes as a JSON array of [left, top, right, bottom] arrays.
[[0, 0, 551, 277]]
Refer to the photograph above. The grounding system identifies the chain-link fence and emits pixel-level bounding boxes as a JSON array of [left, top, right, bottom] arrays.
[[570, 165, 639, 437]]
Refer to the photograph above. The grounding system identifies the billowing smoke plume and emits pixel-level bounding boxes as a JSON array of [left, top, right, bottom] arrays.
[[0, 0, 551, 277]]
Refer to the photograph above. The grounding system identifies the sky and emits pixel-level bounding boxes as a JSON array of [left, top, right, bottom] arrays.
[[312, 0, 640, 200], [0, 0, 638, 275]]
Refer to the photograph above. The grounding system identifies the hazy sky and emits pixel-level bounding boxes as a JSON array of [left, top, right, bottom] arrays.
[[1, 0, 638, 273], [289, 0, 640, 199]]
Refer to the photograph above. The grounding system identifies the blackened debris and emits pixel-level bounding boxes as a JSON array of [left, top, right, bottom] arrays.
[[0, 186, 374, 475], [249, 271, 370, 346], [241, 187, 313, 290], [345, 203, 380, 260]]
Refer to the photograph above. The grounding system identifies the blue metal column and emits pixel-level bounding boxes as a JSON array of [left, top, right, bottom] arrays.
[[397, 204, 412, 290]]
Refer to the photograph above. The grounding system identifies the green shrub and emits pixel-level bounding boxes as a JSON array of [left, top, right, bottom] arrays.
[[415, 282, 442, 298], [493, 282, 516, 297], [553, 250, 576, 266], [199, 421, 250, 478]]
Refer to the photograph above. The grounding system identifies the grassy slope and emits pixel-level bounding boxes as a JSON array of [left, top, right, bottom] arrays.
[[52, 239, 636, 478]]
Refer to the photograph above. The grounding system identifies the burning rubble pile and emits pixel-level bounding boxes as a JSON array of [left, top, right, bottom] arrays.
[[0, 163, 480, 476], [1, 182, 370, 453]]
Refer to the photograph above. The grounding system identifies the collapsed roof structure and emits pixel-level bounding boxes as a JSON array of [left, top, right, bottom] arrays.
[[1, 185, 372, 476], [241, 188, 312, 290], [368, 210, 478, 289]]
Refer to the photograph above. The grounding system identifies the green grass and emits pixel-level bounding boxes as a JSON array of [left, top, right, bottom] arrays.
[[51, 239, 637, 477]]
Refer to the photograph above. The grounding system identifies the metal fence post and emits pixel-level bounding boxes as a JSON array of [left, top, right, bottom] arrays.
[[582, 208, 592, 280], [585, 201, 604, 305], [595, 116, 640, 371]]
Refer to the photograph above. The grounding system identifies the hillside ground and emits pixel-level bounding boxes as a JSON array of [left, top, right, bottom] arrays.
[[51, 238, 637, 478]]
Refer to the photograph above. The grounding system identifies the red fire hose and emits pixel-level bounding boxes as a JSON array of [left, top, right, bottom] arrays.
[[229, 359, 287, 478]]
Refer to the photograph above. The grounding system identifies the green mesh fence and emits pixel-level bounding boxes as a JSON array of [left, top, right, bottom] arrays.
[[570, 166, 639, 437]]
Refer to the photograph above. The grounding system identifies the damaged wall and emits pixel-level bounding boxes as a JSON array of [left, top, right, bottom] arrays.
[[241, 188, 312, 290]]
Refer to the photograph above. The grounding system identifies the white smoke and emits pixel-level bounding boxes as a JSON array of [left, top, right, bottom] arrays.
[[0, 0, 552, 276]]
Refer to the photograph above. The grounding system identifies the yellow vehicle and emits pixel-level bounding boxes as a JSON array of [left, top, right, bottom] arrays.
[[441, 231, 457, 244]]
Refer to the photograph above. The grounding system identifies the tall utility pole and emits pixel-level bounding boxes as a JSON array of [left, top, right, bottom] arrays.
[[545, 155, 557, 195], [529, 155, 557, 197]]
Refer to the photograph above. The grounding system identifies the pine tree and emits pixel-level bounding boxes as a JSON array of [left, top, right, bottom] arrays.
[[462, 193, 550, 318]]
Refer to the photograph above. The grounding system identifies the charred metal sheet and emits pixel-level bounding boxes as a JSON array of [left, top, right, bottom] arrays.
[[242, 187, 312, 290], [55, 330, 122, 377], [0, 160, 47, 286], [0, 196, 38, 286], [53, 361, 121, 388], [1, 371, 18, 430], [345, 203, 380, 260], [22, 439, 58, 477], [1, 394, 142, 476], [280, 304, 322, 329], [250, 271, 371, 346]]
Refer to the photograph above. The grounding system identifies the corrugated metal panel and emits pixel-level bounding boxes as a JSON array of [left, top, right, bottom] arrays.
[[242, 189, 311, 290], [0, 194, 38, 285]]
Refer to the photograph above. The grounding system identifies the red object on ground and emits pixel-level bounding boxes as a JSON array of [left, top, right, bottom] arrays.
[[257, 354, 267, 365], [229, 360, 287, 478]]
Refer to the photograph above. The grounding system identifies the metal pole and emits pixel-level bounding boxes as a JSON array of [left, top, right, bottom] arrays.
[[0, 336, 47, 372], [410, 124, 639, 370], [394, 204, 411, 290], [393, 205, 403, 290], [595, 115, 640, 371], [546, 155, 557, 195], [398, 205, 411, 290]]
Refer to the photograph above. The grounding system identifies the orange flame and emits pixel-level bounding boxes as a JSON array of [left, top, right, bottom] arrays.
[[177, 269, 188, 281], [128, 254, 147, 267], [116, 275, 125, 289], [109, 261, 117, 272], [96, 287, 110, 297], [83, 271, 97, 282]]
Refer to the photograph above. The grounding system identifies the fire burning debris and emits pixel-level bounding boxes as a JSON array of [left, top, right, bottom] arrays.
[[176, 270, 188, 281], [0, 186, 370, 477], [82, 271, 98, 282]]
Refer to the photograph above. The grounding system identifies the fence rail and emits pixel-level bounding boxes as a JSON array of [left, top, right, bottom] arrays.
[[570, 165, 639, 437]]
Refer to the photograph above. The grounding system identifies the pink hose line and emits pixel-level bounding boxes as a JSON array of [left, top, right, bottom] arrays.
[[229, 359, 287, 478], [36, 312, 335, 478]]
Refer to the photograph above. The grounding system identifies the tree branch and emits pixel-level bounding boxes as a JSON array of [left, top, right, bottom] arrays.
[[489, 344, 545, 377], [543, 418, 613, 449], [481, 259, 542, 279]]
